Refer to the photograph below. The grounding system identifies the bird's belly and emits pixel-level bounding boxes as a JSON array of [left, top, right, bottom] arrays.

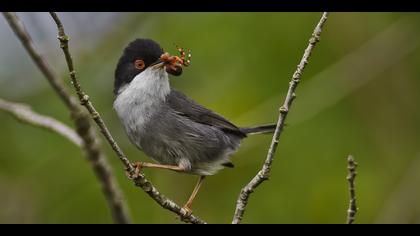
[[130, 120, 241, 175], [140, 123, 242, 175]]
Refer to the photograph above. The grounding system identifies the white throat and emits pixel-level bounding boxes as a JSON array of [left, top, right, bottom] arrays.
[[117, 67, 170, 99]]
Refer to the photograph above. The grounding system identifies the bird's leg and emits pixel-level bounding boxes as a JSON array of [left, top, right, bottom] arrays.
[[134, 161, 186, 172], [182, 176, 206, 215], [126, 161, 187, 179]]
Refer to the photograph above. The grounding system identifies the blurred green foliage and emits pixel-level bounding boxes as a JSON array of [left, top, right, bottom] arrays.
[[1, 12, 420, 223]]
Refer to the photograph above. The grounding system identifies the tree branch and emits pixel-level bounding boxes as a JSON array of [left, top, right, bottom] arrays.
[[3, 12, 131, 224], [346, 155, 358, 224], [0, 98, 82, 146], [232, 12, 329, 224], [49, 12, 205, 224]]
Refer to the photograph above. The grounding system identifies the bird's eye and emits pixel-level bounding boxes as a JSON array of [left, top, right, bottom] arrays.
[[134, 59, 145, 70]]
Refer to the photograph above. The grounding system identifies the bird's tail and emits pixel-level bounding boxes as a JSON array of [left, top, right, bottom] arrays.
[[240, 124, 277, 136]]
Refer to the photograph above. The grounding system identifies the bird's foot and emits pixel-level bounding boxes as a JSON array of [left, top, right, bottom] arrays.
[[125, 161, 144, 180], [179, 204, 193, 220]]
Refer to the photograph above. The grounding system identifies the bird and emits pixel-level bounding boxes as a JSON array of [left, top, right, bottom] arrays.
[[113, 38, 276, 213]]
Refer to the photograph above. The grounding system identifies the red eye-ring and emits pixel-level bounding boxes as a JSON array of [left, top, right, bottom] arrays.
[[134, 59, 145, 70]]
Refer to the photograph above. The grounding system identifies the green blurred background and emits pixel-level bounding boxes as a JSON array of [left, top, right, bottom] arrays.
[[1, 12, 420, 224]]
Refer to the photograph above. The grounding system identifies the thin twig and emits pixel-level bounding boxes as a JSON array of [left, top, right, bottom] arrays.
[[346, 155, 358, 224], [232, 12, 329, 224], [0, 98, 82, 146], [49, 12, 206, 224], [3, 12, 131, 224]]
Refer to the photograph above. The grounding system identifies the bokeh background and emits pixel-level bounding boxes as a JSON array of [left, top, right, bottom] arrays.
[[1, 12, 420, 224]]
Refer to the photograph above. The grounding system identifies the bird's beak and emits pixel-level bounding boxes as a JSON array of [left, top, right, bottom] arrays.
[[150, 59, 165, 69]]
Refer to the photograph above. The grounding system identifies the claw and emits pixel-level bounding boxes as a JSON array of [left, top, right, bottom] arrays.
[[133, 161, 143, 175], [179, 205, 193, 221], [126, 162, 143, 179]]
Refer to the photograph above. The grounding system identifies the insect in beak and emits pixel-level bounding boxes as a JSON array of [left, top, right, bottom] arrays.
[[158, 44, 192, 76]]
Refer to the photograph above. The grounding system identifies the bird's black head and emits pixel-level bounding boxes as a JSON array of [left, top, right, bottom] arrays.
[[114, 38, 164, 95]]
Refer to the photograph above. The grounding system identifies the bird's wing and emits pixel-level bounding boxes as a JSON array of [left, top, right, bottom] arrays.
[[167, 89, 246, 138]]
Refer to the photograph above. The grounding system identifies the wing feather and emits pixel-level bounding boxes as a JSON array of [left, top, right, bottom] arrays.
[[167, 89, 246, 138]]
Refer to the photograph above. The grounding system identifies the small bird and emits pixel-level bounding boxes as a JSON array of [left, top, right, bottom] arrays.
[[113, 38, 276, 213]]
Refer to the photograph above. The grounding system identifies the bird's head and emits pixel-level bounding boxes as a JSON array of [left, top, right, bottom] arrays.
[[114, 38, 190, 95]]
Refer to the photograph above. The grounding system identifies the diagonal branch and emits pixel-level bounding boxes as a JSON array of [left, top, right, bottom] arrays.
[[3, 12, 131, 224], [0, 98, 82, 147], [49, 12, 205, 224], [232, 12, 329, 224], [346, 155, 358, 224]]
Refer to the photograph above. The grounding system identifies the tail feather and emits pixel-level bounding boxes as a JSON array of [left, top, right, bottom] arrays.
[[240, 124, 277, 135]]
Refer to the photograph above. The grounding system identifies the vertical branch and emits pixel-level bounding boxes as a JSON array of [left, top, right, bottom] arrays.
[[3, 12, 131, 224], [49, 12, 133, 172], [346, 155, 358, 224], [232, 12, 329, 224], [49, 12, 205, 224]]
